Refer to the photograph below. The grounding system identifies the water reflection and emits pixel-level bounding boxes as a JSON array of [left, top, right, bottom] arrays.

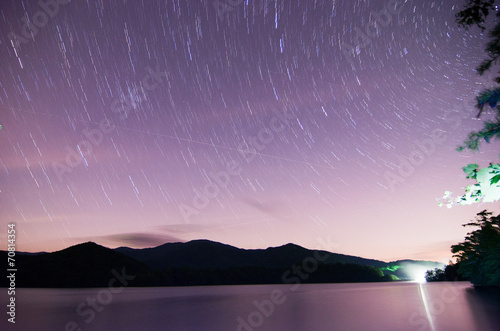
[[1, 282, 499, 331], [465, 286, 500, 330], [417, 283, 437, 331]]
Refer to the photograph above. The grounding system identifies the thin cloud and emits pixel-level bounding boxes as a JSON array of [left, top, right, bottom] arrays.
[[96, 232, 184, 248]]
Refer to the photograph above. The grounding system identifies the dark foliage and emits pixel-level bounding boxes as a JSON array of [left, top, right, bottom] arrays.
[[456, 0, 498, 30], [426, 268, 446, 282], [451, 210, 500, 286], [425, 263, 469, 282], [146, 263, 389, 287], [455, 0, 500, 150]]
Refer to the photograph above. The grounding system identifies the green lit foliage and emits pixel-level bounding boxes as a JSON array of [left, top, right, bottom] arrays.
[[381, 265, 400, 273], [451, 210, 500, 287], [439, 156, 500, 207]]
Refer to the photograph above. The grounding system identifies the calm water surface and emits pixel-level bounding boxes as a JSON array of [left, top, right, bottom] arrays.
[[1, 282, 499, 330]]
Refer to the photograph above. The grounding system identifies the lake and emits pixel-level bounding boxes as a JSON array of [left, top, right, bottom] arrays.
[[1, 282, 499, 330]]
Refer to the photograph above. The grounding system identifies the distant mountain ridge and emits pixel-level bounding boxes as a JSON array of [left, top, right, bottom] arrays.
[[0, 239, 445, 287], [1, 242, 150, 287], [114, 239, 389, 269]]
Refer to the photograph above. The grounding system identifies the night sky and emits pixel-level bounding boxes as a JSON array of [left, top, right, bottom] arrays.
[[1, 0, 500, 263]]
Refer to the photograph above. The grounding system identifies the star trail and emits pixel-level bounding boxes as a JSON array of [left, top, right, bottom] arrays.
[[1, 0, 500, 262]]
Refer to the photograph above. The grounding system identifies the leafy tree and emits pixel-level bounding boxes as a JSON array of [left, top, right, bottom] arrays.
[[456, 0, 499, 32], [435, 3, 500, 280], [451, 210, 500, 286], [455, 0, 500, 151], [424, 263, 468, 281], [440, 1, 500, 206], [443, 262, 467, 281], [425, 268, 446, 282], [457, 95, 500, 151]]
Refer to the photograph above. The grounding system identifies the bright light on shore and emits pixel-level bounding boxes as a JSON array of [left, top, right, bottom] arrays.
[[408, 266, 429, 283], [415, 274, 427, 283]]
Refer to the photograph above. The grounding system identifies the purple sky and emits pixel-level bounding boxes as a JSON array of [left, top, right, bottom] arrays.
[[1, 0, 500, 263]]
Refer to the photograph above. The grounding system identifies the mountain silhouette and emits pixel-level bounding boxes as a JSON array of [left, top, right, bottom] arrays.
[[1, 242, 150, 287], [115, 239, 389, 269], [1, 240, 444, 287]]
